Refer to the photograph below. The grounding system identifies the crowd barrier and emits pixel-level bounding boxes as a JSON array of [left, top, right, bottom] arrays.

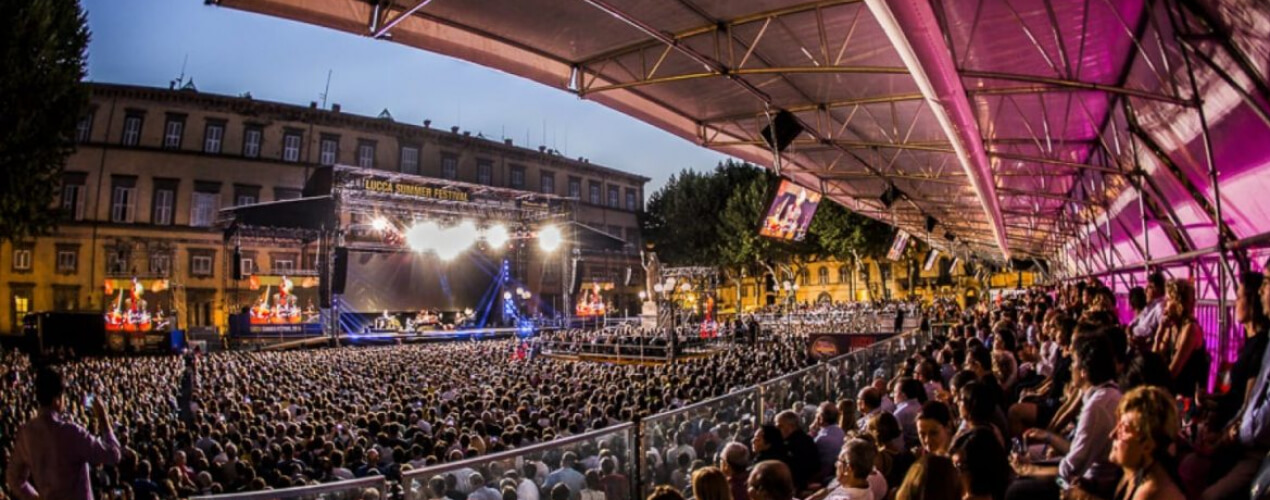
[[196, 327, 938, 500]]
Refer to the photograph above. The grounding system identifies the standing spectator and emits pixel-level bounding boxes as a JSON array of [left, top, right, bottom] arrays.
[[519, 463, 542, 500], [468, 473, 501, 500], [544, 452, 586, 500], [599, 457, 628, 500], [579, 470, 606, 500], [6, 367, 122, 500]]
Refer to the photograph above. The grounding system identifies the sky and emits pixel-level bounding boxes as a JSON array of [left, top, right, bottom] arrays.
[[80, 0, 733, 193]]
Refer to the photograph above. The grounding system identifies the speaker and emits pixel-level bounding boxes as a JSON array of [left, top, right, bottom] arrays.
[[570, 259, 582, 294], [880, 185, 902, 209], [760, 109, 804, 152], [331, 248, 348, 294], [232, 248, 243, 280], [925, 216, 938, 233]]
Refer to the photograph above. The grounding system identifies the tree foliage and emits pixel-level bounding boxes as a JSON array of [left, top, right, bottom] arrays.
[[0, 0, 91, 242], [641, 159, 894, 277]]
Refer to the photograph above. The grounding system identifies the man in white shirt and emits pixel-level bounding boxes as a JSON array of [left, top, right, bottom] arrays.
[[891, 378, 923, 449], [1130, 273, 1165, 343], [517, 464, 541, 500], [825, 439, 875, 500]]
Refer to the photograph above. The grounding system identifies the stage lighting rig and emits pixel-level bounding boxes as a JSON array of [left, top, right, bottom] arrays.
[[485, 224, 511, 249], [538, 225, 563, 251]]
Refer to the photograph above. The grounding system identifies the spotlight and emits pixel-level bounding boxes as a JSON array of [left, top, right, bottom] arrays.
[[371, 217, 390, 232], [538, 225, 563, 252], [485, 224, 510, 249], [516, 287, 524, 296], [435, 221, 478, 261], [405, 222, 440, 252], [503, 291, 512, 300]]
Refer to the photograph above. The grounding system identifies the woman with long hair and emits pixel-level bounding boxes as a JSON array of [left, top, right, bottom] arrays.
[[1108, 386, 1184, 500], [691, 466, 732, 500], [896, 455, 963, 500], [950, 428, 1009, 500], [1152, 280, 1208, 397], [751, 425, 785, 465], [1215, 272, 1270, 426]]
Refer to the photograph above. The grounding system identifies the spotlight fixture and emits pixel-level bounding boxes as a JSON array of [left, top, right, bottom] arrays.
[[538, 225, 563, 252], [371, 217, 390, 232], [485, 224, 510, 249]]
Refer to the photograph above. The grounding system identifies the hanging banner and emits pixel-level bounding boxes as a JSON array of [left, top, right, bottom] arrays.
[[887, 230, 911, 261]]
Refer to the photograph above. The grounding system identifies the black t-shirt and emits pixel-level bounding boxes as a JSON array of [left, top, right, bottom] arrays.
[[1048, 353, 1072, 402]]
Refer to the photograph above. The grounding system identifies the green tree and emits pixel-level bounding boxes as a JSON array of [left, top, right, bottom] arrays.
[[0, 0, 91, 242]]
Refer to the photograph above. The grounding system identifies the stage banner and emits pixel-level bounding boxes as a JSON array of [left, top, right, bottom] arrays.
[[807, 332, 895, 360], [886, 230, 911, 261], [355, 177, 470, 202]]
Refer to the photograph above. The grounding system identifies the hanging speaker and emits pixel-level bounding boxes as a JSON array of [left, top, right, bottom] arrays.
[[232, 248, 243, 281], [760, 109, 804, 152], [331, 247, 348, 294], [925, 216, 938, 233], [570, 259, 582, 294]]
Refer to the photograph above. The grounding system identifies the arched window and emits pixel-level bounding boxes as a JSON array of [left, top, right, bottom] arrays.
[[799, 268, 810, 286], [838, 266, 850, 284], [817, 267, 829, 285]]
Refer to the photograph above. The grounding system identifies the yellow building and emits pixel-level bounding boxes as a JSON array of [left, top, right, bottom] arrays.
[[716, 256, 1036, 313], [0, 82, 647, 335]]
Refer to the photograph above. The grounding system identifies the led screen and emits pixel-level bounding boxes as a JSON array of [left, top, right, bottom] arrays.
[[759, 180, 822, 241]]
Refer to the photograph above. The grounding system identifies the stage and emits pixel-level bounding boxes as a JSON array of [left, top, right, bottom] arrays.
[[257, 326, 536, 350]]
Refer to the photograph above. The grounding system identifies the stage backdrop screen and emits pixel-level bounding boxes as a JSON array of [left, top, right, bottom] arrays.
[[759, 180, 822, 241], [342, 250, 498, 312]]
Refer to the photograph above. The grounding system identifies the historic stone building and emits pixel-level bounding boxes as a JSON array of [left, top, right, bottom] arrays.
[[0, 82, 647, 335]]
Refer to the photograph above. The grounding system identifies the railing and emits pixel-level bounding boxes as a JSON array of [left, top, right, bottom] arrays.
[[189, 475, 387, 500], [399, 424, 638, 500], [196, 327, 939, 500]]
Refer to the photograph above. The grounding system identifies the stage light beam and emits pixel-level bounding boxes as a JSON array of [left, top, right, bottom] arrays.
[[538, 225, 563, 252], [435, 221, 478, 261], [485, 224, 510, 249]]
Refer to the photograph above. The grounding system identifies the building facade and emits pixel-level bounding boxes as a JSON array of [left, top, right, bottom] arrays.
[[0, 83, 647, 335]]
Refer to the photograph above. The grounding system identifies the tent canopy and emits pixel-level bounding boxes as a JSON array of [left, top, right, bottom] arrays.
[[211, 0, 1270, 279]]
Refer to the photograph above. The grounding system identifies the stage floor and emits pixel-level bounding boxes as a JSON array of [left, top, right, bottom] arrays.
[[258, 326, 525, 350]]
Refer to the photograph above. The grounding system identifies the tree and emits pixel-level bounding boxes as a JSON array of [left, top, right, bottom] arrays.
[[0, 0, 91, 242]]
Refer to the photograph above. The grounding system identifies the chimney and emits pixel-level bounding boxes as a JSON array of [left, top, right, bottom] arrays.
[[538, 145, 547, 153], [423, 119, 431, 128], [463, 131, 471, 137], [451, 126, 460, 134], [331, 103, 341, 113], [310, 101, 318, 109], [504, 138, 513, 146]]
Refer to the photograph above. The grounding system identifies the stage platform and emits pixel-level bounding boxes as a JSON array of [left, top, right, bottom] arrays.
[[253, 326, 528, 351]]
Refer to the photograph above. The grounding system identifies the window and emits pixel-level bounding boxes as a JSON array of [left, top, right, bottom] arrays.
[[163, 115, 185, 149], [106, 249, 129, 276], [569, 177, 582, 198], [607, 185, 619, 208], [626, 227, 640, 246], [282, 131, 302, 162], [357, 140, 376, 168], [839, 267, 850, 284], [152, 179, 177, 226], [11, 287, 32, 328], [273, 258, 295, 273], [121, 114, 143, 146], [203, 121, 225, 153], [477, 160, 493, 185], [818, 267, 829, 285], [12, 247, 32, 271], [400, 145, 420, 174], [441, 153, 458, 179], [541, 172, 555, 194], [274, 188, 302, 201], [243, 126, 262, 158], [62, 172, 87, 221], [191, 254, 213, 276], [149, 253, 171, 275], [234, 185, 260, 207], [509, 165, 525, 189], [240, 257, 254, 276], [589, 181, 601, 205], [76, 112, 93, 143], [53, 286, 79, 312], [56, 248, 77, 274], [319, 135, 339, 166], [191, 182, 221, 227], [110, 176, 137, 223], [626, 188, 639, 211], [741, 285, 750, 298]]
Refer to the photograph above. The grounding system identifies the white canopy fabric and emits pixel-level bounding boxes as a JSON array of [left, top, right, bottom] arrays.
[[210, 0, 1270, 284]]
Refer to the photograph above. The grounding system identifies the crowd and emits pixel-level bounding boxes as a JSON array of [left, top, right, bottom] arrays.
[[9, 262, 1270, 500], [1, 328, 816, 500]]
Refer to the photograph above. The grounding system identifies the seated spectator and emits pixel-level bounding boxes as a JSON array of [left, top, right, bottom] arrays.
[[950, 428, 1009, 500], [719, 442, 750, 500], [827, 438, 876, 500], [775, 410, 821, 492], [646, 485, 685, 500], [857, 387, 884, 432], [752, 425, 786, 465], [1008, 333, 1123, 500], [813, 402, 846, 482], [691, 467, 729, 500], [892, 378, 926, 449], [895, 455, 961, 500], [5, 367, 122, 500], [746, 461, 795, 500], [916, 401, 953, 457], [1107, 386, 1183, 500], [866, 411, 914, 494], [1152, 279, 1208, 397]]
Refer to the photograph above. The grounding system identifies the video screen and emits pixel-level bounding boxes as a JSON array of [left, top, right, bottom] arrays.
[[342, 250, 498, 312], [759, 180, 822, 241], [104, 278, 175, 333]]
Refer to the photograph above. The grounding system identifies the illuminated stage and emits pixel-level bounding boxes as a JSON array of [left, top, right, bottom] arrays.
[[220, 165, 626, 343]]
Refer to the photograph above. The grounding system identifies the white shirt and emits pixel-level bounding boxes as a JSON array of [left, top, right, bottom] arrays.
[[826, 486, 873, 500], [867, 469, 887, 500], [518, 478, 540, 500]]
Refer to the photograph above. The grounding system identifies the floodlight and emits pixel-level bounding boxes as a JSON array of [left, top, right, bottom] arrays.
[[405, 222, 440, 252], [434, 221, 478, 260], [538, 225, 563, 252], [371, 217, 390, 232], [485, 224, 510, 249], [503, 291, 512, 300]]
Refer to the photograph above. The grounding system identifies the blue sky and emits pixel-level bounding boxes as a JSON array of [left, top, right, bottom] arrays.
[[80, 0, 732, 192]]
